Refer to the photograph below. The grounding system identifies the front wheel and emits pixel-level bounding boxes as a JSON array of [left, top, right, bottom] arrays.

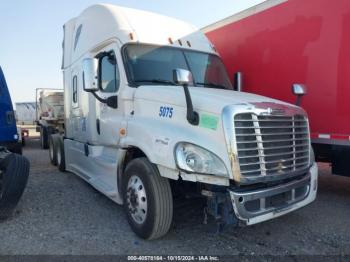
[[123, 157, 173, 240], [0, 153, 30, 219]]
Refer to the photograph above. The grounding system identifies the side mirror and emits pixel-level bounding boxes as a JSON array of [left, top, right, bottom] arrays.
[[173, 68, 192, 86], [82, 58, 98, 92], [292, 83, 307, 96], [233, 71, 243, 92], [292, 84, 307, 106]]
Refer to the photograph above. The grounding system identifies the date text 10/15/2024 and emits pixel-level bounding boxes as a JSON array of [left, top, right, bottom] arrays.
[[127, 255, 220, 261]]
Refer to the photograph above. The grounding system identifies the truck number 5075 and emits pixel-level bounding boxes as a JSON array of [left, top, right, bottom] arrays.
[[159, 106, 173, 118]]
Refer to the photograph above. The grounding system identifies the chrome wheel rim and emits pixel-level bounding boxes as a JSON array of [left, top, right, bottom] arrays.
[[126, 175, 147, 224]]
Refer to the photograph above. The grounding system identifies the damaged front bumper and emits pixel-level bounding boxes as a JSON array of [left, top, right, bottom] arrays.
[[229, 162, 318, 225]]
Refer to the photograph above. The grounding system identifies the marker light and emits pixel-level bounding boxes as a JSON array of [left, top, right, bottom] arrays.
[[119, 128, 126, 136]]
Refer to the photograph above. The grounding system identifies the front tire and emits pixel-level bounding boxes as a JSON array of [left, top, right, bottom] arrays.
[[123, 157, 173, 240], [0, 153, 30, 219]]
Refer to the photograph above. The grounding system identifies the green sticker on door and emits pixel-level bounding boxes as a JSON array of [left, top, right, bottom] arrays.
[[199, 114, 219, 130]]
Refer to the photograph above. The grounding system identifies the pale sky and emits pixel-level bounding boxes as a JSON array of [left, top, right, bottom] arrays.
[[0, 0, 265, 105]]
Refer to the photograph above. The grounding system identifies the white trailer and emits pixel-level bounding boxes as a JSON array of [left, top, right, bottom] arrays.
[[51, 4, 318, 239], [15, 102, 36, 125], [36, 89, 64, 149]]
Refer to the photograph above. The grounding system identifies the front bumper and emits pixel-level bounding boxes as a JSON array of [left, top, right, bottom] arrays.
[[229, 162, 318, 225]]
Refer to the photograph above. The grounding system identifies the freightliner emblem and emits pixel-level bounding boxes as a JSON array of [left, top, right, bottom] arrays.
[[267, 107, 286, 115]]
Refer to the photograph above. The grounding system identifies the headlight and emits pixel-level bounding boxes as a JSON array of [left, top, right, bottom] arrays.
[[175, 142, 228, 177]]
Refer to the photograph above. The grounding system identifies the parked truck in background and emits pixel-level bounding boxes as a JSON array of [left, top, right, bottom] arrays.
[[15, 102, 36, 125], [50, 4, 318, 239], [16, 102, 36, 146], [203, 0, 350, 176], [0, 66, 30, 219], [36, 89, 64, 149]]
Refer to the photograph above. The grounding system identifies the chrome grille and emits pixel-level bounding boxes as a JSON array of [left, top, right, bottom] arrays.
[[234, 113, 310, 177]]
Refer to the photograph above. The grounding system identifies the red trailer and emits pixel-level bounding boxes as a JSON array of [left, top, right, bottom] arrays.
[[203, 0, 350, 176]]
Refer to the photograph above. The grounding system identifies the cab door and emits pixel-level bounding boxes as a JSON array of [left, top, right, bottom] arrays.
[[91, 43, 124, 147], [80, 43, 125, 196]]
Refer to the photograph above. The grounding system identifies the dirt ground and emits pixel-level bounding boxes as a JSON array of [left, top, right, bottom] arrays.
[[0, 133, 349, 256]]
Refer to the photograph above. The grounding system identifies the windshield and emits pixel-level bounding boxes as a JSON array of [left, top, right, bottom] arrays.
[[124, 44, 233, 90]]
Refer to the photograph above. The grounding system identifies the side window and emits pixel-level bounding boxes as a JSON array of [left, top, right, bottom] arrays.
[[72, 75, 78, 104], [99, 51, 120, 93]]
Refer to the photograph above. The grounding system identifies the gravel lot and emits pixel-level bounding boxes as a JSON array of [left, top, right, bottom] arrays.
[[0, 135, 349, 256]]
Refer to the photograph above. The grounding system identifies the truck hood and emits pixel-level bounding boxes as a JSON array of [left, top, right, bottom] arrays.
[[134, 85, 296, 114]]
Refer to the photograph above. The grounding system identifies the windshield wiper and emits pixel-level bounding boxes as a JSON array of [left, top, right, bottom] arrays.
[[196, 82, 227, 90], [134, 79, 176, 85]]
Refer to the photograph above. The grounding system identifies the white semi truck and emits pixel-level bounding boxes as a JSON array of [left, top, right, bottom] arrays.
[[50, 4, 318, 239]]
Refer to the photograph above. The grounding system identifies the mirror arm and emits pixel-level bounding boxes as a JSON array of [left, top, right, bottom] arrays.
[[183, 84, 199, 125], [233, 72, 243, 91], [295, 96, 302, 106], [90, 90, 107, 103], [89, 91, 118, 109]]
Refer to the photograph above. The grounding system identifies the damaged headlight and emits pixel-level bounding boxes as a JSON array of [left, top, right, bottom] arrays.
[[175, 142, 228, 177]]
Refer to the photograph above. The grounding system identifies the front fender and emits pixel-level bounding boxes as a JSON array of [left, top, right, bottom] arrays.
[[119, 116, 230, 177]]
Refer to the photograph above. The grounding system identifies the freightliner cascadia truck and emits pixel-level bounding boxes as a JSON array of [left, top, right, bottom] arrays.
[[204, 0, 350, 176], [50, 4, 318, 239]]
